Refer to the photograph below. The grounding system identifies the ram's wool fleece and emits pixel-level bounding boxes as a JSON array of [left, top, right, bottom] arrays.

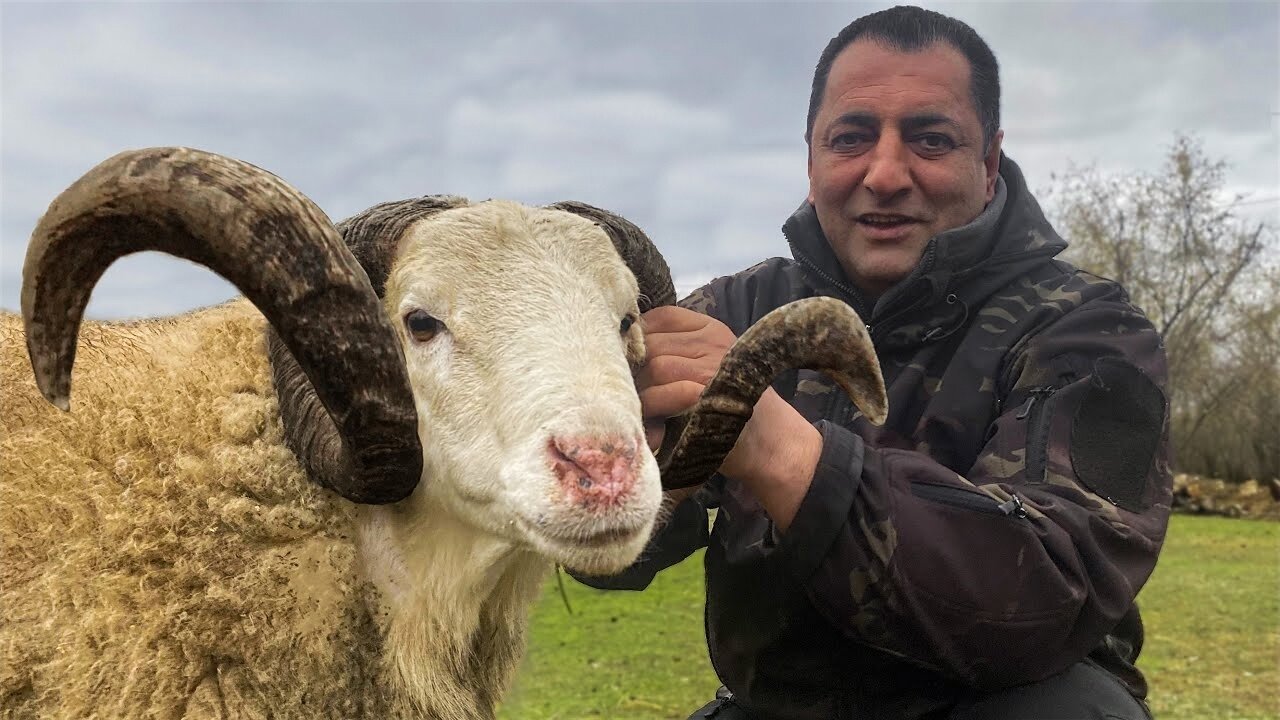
[[1, 302, 400, 717]]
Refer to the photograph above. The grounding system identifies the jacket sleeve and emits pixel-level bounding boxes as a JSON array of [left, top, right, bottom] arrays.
[[775, 297, 1173, 690]]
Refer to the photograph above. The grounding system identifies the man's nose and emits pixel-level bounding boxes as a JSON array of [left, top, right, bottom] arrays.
[[862, 135, 912, 200]]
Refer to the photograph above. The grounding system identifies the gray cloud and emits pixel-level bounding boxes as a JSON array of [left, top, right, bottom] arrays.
[[3, 1, 1275, 319]]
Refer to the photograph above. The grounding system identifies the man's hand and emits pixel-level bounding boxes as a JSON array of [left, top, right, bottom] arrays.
[[636, 305, 823, 530], [635, 306, 736, 452]]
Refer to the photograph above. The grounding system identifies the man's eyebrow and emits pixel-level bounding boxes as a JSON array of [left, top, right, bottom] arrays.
[[899, 113, 964, 134], [830, 112, 879, 128], [828, 112, 965, 135]]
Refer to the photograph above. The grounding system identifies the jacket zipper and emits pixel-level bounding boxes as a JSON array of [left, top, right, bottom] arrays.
[[785, 238, 874, 326], [911, 482, 1027, 518], [1018, 387, 1057, 484], [788, 236, 942, 345], [872, 243, 938, 325]]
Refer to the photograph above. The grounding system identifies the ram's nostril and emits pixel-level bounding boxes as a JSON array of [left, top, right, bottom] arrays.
[[547, 434, 639, 511]]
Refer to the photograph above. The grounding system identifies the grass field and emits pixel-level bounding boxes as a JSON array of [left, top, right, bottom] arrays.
[[1137, 516, 1279, 719], [498, 514, 1278, 719]]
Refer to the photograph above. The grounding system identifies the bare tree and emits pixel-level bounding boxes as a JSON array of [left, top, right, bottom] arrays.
[[1048, 134, 1278, 482]]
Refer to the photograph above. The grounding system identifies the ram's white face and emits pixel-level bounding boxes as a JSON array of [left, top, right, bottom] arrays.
[[382, 201, 662, 575]]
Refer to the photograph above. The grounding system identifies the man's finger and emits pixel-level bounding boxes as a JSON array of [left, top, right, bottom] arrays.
[[642, 305, 714, 333], [642, 328, 726, 361], [639, 380, 706, 422], [635, 353, 717, 390]]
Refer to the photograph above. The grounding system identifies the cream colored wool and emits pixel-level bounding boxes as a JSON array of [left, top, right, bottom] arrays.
[[0, 300, 529, 719]]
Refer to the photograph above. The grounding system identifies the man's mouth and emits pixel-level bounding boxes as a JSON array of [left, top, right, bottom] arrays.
[[857, 213, 917, 227]]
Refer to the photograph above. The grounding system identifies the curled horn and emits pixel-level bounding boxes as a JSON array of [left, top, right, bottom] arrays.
[[546, 201, 676, 313], [268, 195, 468, 503], [656, 296, 887, 490], [546, 202, 886, 491], [21, 147, 421, 504]]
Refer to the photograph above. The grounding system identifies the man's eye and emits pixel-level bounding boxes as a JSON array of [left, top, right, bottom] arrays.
[[914, 133, 955, 155], [404, 310, 445, 343], [830, 132, 870, 152]]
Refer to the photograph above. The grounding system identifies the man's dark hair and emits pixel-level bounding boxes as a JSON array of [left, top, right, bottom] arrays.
[[805, 5, 1001, 150]]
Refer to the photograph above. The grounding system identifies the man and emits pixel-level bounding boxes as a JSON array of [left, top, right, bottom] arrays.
[[581, 6, 1171, 720]]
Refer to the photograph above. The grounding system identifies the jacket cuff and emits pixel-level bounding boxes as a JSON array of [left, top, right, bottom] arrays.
[[777, 420, 865, 583]]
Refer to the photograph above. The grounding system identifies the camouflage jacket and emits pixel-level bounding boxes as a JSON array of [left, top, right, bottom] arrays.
[[585, 155, 1172, 719]]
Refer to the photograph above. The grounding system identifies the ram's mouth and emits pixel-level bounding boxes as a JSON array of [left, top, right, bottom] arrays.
[[548, 525, 640, 548], [516, 514, 648, 551]]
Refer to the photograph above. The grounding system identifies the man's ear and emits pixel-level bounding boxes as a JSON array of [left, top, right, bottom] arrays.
[[806, 143, 816, 204], [984, 130, 1004, 202]]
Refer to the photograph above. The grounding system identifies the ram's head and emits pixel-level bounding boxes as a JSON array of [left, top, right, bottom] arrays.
[[308, 197, 673, 573]]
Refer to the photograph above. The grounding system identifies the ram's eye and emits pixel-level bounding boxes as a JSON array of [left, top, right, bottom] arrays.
[[620, 313, 637, 334], [404, 310, 445, 343]]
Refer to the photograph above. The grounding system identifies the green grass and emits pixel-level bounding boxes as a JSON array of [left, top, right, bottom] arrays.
[[499, 515, 1279, 719], [1139, 515, 1279, 720], [497, 559, 718, 719]]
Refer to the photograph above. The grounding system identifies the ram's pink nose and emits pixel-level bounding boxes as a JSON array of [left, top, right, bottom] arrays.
[[548, 435, 640, 511]]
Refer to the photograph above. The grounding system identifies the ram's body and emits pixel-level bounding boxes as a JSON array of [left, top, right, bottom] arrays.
[[0, 288, 578, 716], [1, 197, 656, 719]]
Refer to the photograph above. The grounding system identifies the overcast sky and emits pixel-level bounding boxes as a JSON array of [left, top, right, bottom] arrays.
[[2, 1, 1276, 319]]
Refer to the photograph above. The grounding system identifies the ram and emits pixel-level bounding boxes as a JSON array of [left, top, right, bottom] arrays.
[[0, 147, 885, 719]]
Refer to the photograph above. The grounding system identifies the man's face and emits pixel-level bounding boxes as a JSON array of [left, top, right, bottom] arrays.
[[807, 39, 1002, 298]]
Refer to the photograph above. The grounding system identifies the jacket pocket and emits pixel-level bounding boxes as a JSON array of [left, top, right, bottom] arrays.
[[1017, 386, 1058, 484], [911, 482, 1027, 518]]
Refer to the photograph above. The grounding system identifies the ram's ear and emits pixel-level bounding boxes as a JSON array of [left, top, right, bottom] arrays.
[[545, 201, 676, 313]]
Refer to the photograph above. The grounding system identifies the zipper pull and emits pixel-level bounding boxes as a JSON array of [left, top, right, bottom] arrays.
[[997, 494, 1028, 518], [1015, 387, 1053, 419]]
